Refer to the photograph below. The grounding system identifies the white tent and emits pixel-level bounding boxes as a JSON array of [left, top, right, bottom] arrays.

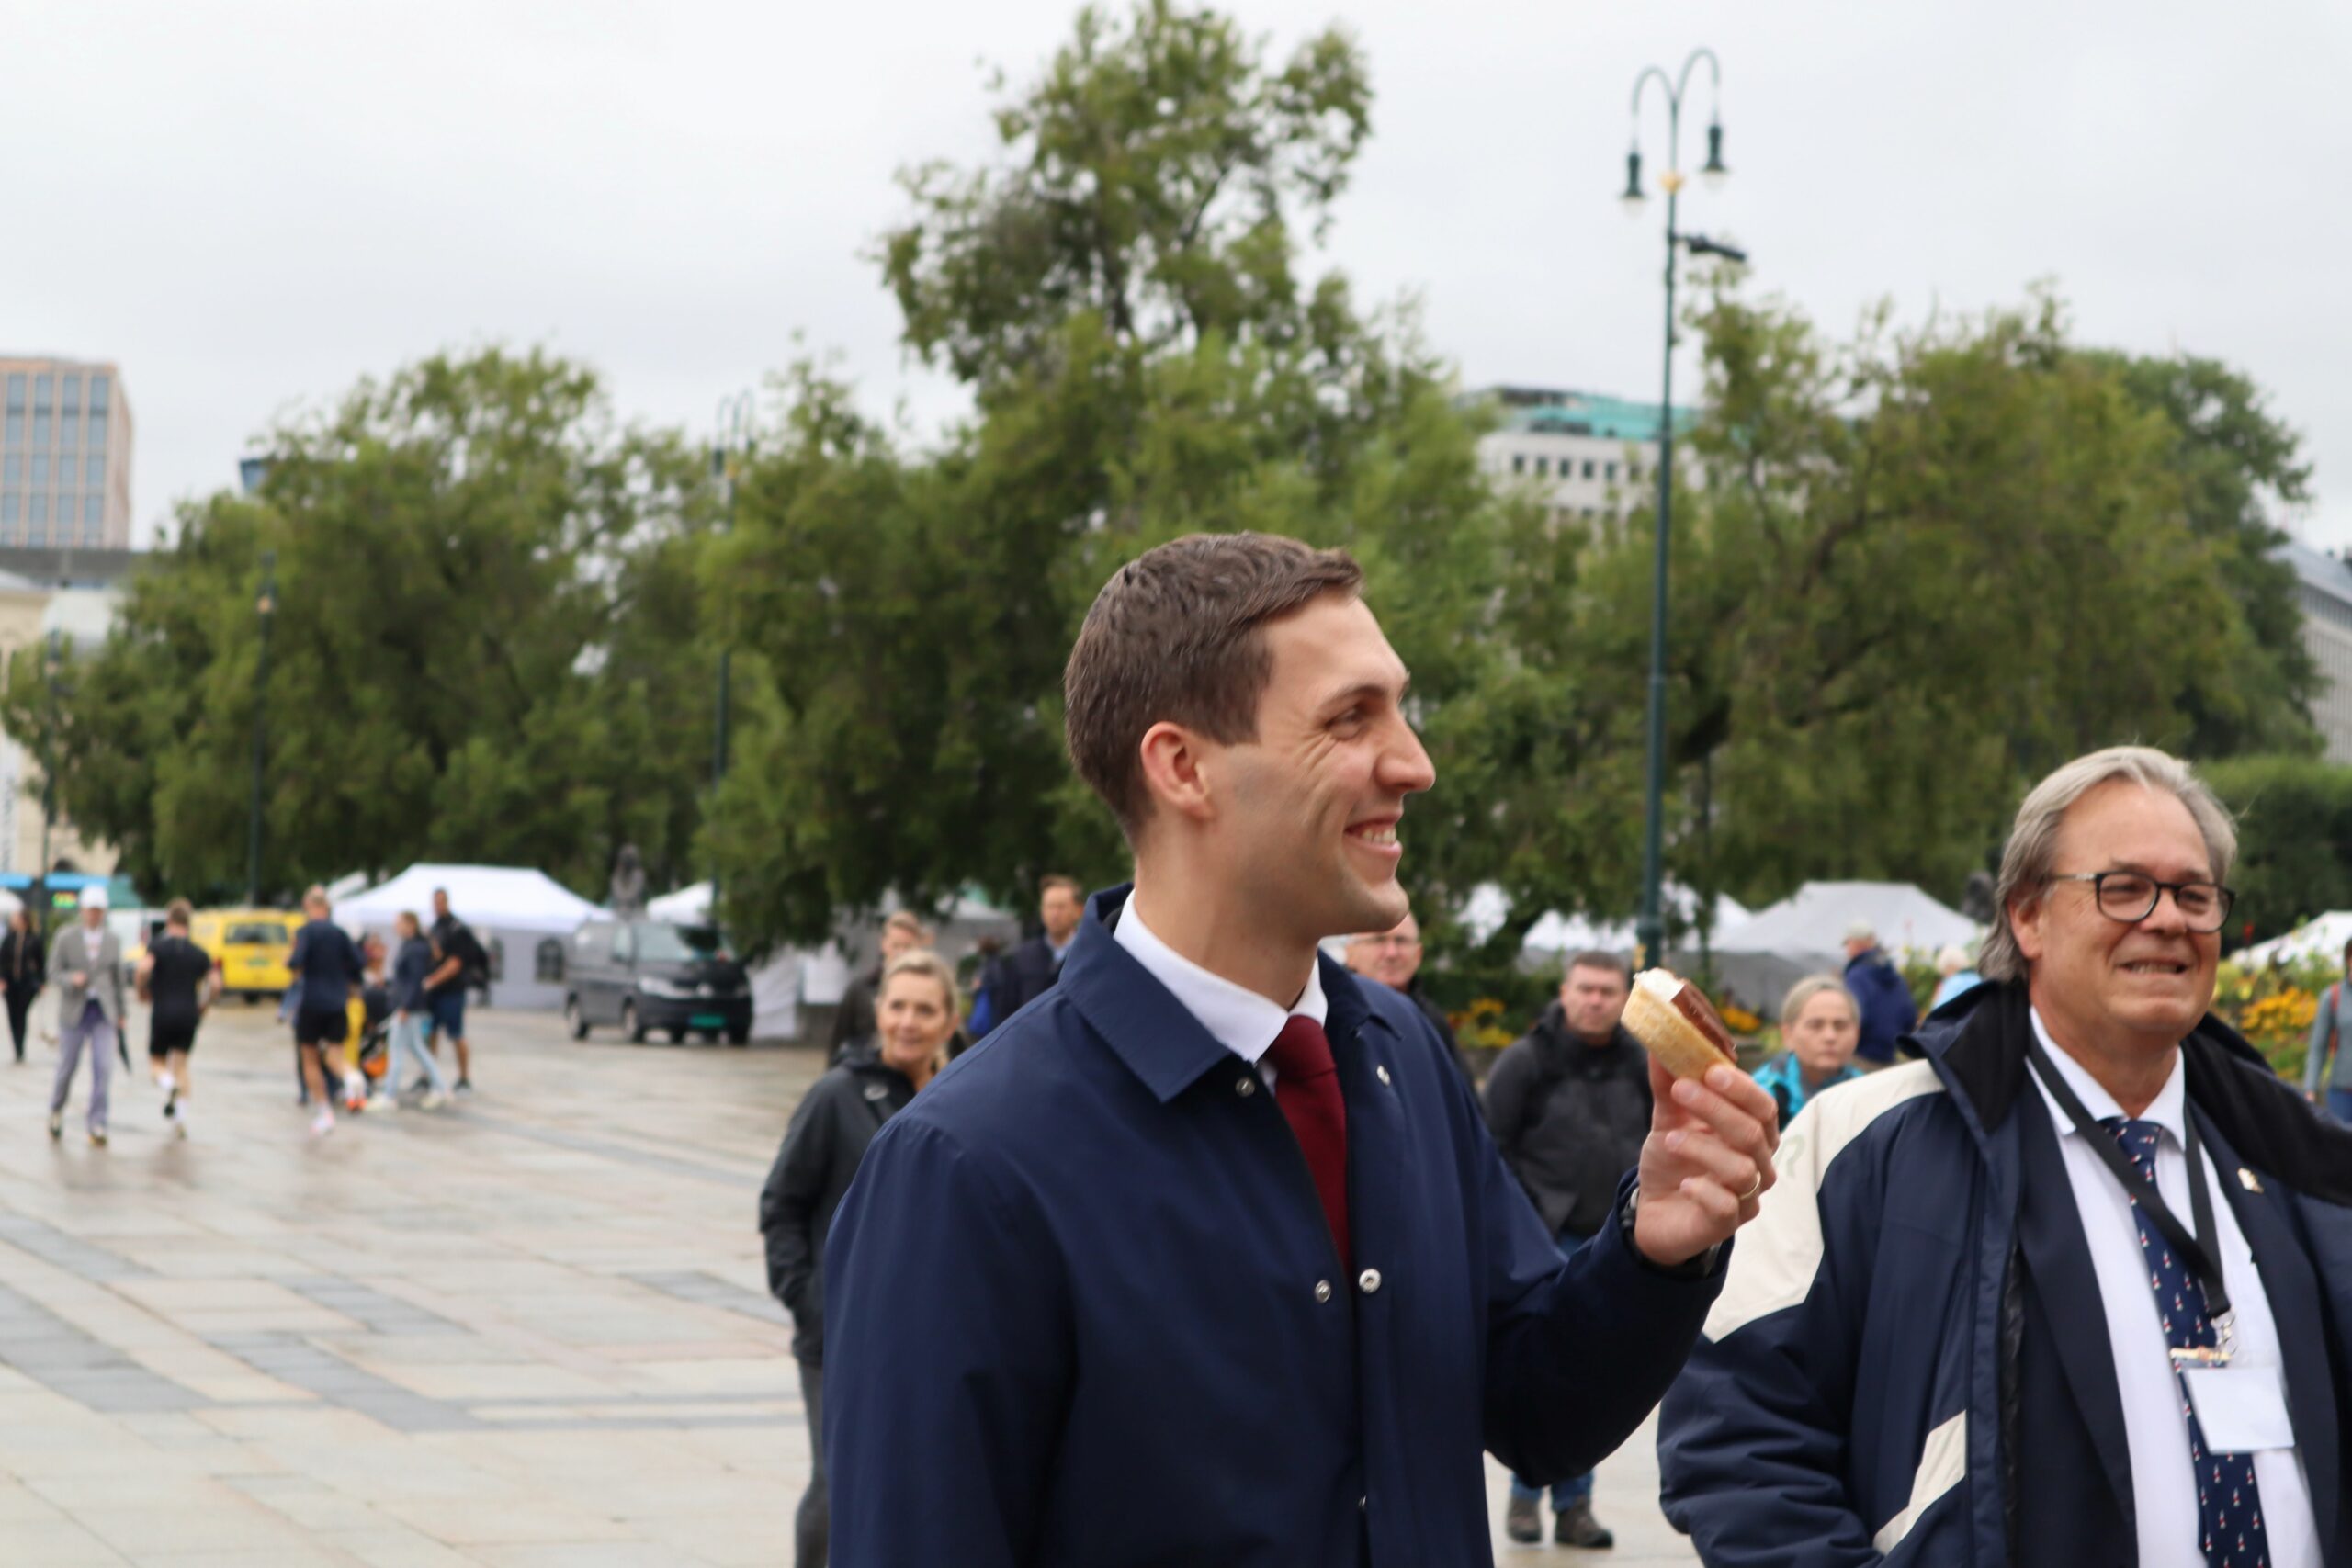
[[1705, 880, 1978, 1016], [646, 881, 805, 1042], [337, 864, 606, 1011], [2236, 911, 2352, 970], [1461, 881, 1750, 957]]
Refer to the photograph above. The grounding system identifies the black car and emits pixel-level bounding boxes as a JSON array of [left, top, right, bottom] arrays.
[[563, 919, 752, 1045]]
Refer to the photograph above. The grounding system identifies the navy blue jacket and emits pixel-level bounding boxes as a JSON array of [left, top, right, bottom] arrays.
[[1658, 980, 2352, 1566], [972, 934, 1066, 1037], [1843, 947, 1917, 1064], [825, 886, 1728, 1567]]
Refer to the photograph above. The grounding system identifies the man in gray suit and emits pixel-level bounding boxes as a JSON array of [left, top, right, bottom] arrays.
[[47, 887, 125, 1145]]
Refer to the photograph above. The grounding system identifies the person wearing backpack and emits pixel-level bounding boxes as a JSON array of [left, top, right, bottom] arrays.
[[424, 886, 487, 1094], [2307, 936, 2352, 1124], [1479, 951, 1653, 1550]]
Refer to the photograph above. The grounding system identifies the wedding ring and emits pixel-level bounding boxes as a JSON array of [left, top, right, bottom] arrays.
[[1738, 1170, 1764, 1201]]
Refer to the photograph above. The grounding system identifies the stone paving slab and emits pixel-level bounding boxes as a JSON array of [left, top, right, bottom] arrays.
[[0, 999, 1692, 1562]]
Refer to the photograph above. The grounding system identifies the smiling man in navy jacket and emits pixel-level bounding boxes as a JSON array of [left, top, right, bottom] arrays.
[[823, 532, 1781, 1567]]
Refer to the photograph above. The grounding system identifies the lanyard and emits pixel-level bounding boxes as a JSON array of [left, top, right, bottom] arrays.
[[2024, 1032, 2235, 1361]]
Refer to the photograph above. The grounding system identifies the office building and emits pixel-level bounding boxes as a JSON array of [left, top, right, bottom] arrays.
[[2278, 538, 2352, 763], [0, 357, 134, 550], [1469, 384, 1698, 525]]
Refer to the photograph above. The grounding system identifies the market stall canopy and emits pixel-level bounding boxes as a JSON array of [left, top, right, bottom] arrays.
[[2236, 911, 2352, 969], [337, 864, 605, 936], [1716, 880, 1978, 960]]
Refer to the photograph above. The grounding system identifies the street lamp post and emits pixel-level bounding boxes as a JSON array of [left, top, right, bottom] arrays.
[[247, 550, 277, 907], [709, 393, 755, 909], [1621, 49, 1737, 967], [38, 629, 62, 932]]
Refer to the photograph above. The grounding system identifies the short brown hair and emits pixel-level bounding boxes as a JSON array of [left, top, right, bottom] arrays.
[[1565, 950, 1632, 986], [1064, 533, 1364, 834], [1039, 874, 1081, 900], [165, 898, 193, 926]]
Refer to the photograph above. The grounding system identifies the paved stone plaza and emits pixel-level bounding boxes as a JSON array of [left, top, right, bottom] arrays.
[[0, 1002, 1694, 1564]]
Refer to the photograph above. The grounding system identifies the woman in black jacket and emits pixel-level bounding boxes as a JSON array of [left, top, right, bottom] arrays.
[[760, 949, 956, 1568], [0, 907, 44, 1064]]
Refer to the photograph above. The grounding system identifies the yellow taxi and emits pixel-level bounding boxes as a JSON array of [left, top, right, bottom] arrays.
[[190, 908, 304, 1001]]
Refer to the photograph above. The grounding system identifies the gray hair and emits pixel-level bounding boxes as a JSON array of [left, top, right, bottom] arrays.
[[1779, 973, 1860, 1032], [1979, 746, 2237, 984]]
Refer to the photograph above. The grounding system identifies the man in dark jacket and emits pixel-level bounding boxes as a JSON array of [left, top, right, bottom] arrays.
[[825, 911, 927, 1062], [1342, 909, 1470, 1084], [823, 534, 1778, 1568], [1481, 950, 1653, 1548], [1842, 921, 1917, 1066], [1660, 746, 2352, 1567], [972, 875, 1084, 1037]]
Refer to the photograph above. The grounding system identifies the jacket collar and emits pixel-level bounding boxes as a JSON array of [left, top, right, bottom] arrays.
[[1061, 885, 1384, 1103], [1917, 978, 2352, 1204]]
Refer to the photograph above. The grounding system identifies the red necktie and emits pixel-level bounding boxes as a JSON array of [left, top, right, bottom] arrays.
[[1264, 1016, 1350, 1272]]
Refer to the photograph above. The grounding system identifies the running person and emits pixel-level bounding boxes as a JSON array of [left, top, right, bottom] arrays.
[[424, 887, 486, 1094], [286, 886, 366, 1136], [138, 900, 219, 1138]]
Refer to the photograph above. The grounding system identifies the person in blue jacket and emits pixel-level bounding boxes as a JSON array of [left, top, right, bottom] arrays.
[[1840, 921, 1918, 1066], [1660, 746, 2352, 1567], [823, 532, 1781, 1568]]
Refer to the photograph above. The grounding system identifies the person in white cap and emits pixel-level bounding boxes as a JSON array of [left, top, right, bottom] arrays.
[[45, 887, 127, 1145]]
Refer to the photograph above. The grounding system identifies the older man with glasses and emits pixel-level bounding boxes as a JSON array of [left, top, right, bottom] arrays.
[[1662, 744, 2352, 1568], [1341, 911, 1468, 1083]]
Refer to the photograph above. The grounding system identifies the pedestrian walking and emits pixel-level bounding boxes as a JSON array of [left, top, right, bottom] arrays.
[[1, 906, 45, 1065], [1750, 975, 1864, 1130], [971, 875, 1082, 1037], [822, 533, 1776, 1566], [45, 888, 125, 1145], [424, 887, 489, 1093], [287, 886, 366, 1137], [1481, 950, 1653, 1548], [1342, 908, 1471, 1083], [2305, 936, 2352, 1125], [1660, 746, 2352, 1567], [1841, 920, 1918, 1066], [380, 912, 451, 1109], [137, 899, 219, 1138], [760, 949, 955, 1568], [826, 911, 928, 1063]]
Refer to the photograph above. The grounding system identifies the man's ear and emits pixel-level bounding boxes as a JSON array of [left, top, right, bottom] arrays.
[[2009, 891, 2047, 964], [1136, 721, 1216, 827]]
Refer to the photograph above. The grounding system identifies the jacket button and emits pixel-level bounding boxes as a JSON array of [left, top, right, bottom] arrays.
[[1357, 1269, 1382, 1295], [1236, 1077, 1257, 1097], [1374, 1064, 1391, 1085], [1314, 1280, 1332, 1303]]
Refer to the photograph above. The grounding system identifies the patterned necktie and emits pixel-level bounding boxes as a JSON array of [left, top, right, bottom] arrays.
[[1264, 1016, 1350, 1273], [2100, 1116, 2268, 1568]]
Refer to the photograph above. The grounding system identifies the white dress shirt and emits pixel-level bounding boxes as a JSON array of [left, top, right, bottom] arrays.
[[2028, 1010, 2319, 1568], [1114, 900, 1326, 1089]]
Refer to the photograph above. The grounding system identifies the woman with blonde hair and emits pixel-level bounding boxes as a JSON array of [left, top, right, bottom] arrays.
[[1751, 975, 1866, 1130], [761, 948, 958, 1567]]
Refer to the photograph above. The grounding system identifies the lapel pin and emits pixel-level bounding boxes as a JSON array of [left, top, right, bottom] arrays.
[[2237, 1168, 2264, 1194]]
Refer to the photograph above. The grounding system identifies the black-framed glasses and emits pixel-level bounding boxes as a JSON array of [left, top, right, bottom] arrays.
[[2045, 871, 2235, 932]]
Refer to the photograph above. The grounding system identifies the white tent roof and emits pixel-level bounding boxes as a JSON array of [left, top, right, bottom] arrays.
[[337, 863, 605, 936], [1462, 881, 1749, 953], [649, 881, 713, 924], [2237, 911, 2352, 969], [1715, 880, 1977, 960]]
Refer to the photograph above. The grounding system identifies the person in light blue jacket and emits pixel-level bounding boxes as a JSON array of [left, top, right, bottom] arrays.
[[2305, 936, 2352, 1123], [1928, 943, 1983, 1010]]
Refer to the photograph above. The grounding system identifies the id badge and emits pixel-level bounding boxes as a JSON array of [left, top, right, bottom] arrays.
[[2182, 1364, 2296, 1453]]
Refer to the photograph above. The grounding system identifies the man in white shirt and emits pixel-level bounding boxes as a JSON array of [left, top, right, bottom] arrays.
[[1662, 745, 2352, 1566]]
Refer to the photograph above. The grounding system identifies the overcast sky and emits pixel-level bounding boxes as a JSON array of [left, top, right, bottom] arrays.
[[6, 0, 2349, 551]]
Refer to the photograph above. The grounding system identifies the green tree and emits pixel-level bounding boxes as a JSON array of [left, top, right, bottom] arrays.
[[709, 1, 1516, 947], [2202, 754, 2352, 947], [2, 349, 717, 903]]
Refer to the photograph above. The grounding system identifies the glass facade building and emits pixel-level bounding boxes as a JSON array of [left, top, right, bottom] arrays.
[[0, 357, 132, 547]]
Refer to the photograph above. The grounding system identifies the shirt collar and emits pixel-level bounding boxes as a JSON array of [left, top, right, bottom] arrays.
[[1113, 897, 1327, 1066], [2028, 1006, 2186, 1145], [1046, 934, 1073, 964]]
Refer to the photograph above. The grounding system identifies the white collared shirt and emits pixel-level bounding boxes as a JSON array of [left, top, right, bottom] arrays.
[[2028, 1009, 2319, 1568], [1114, 899, 1326, 1089]]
